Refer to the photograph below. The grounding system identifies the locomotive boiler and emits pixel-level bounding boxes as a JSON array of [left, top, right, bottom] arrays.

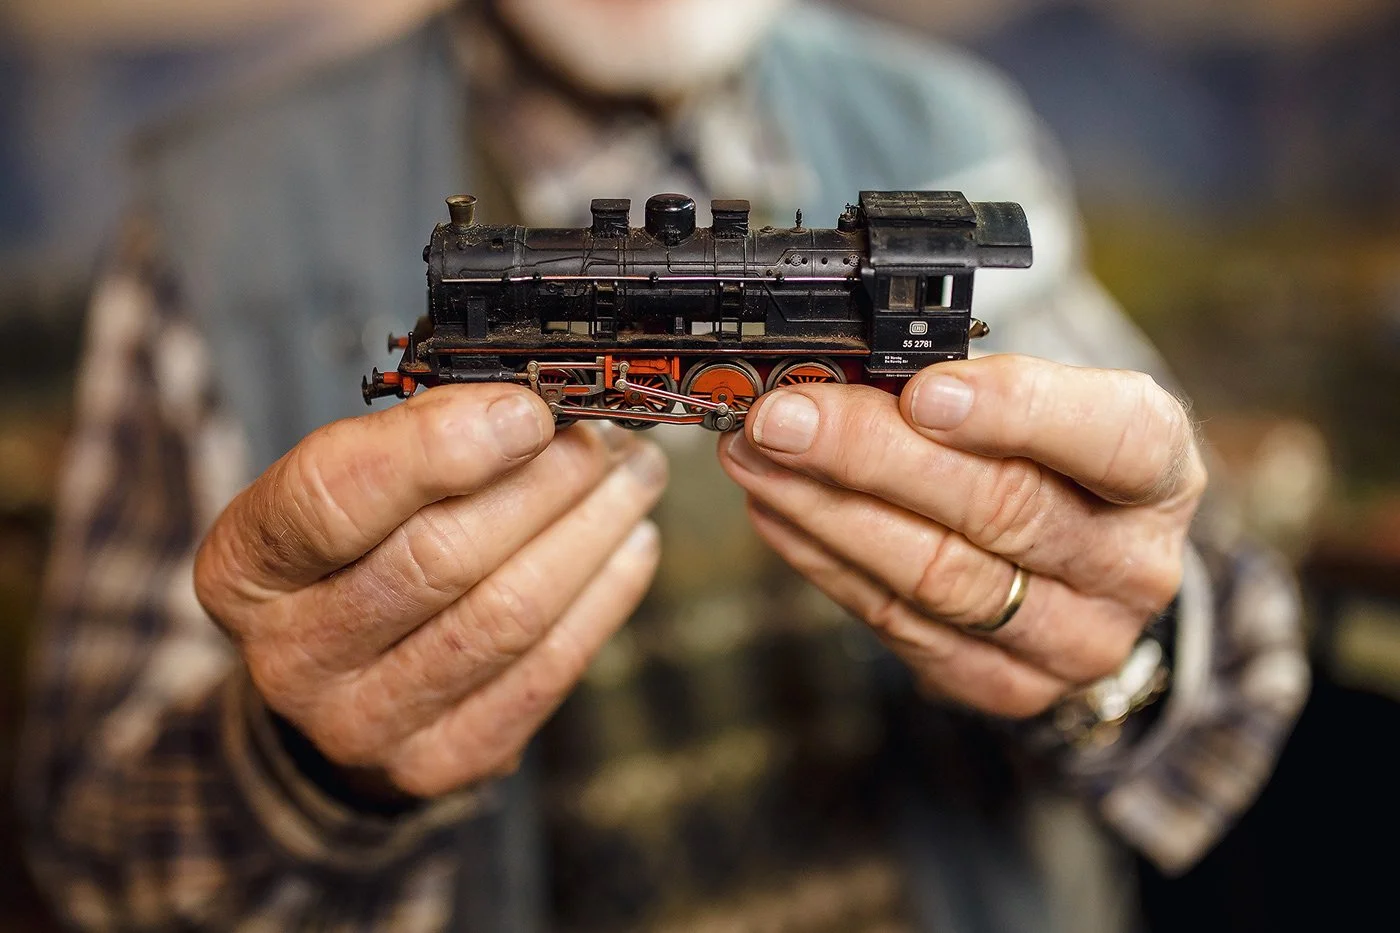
[[362, 190, 1032, 431]]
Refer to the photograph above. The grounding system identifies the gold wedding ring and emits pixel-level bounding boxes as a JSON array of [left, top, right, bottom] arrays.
[[967, 565, 1031, 635]]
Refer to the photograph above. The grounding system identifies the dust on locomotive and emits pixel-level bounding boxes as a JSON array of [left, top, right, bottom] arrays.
[[363, 191, 1032, 431]]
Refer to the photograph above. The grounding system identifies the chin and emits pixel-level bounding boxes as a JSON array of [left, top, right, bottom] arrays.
[[495, 0, 792, 98]]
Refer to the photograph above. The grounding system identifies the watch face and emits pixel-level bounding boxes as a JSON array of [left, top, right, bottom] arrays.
[[1052, 637, 1169, 750]]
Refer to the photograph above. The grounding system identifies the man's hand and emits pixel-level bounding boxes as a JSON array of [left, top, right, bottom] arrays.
[[195, 385, 667, 797], [719, 354, 1205, 718]]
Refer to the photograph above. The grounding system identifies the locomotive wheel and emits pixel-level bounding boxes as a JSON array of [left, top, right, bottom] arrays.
[[680, 359, 762, 432], [764, 357, 847, 393], [605, 372, 678, 431], [534, 367, 595, 428]]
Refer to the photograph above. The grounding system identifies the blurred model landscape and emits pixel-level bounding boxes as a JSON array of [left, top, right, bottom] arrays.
[[3, 1, 1399, 929]]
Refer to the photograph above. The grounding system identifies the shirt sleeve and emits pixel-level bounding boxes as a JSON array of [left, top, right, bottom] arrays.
[[927, 109, 1310, 875], [1085, 529, 1310, 875], [15, 228, 480, 931]]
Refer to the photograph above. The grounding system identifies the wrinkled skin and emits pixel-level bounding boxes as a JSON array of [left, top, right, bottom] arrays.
[[195, 385, 667, 797], [718, 354, 1206, 718], [195, 354, 1203, 800]]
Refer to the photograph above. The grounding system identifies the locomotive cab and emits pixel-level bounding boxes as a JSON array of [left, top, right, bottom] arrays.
[[858, 190, 1031, 375]]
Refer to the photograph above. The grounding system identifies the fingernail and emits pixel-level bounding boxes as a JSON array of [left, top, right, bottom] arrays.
[[751, 392, 819, 454], [623, 442, 669, 488], [488, 394, 547, 459], [723, 433, 771, 476], [590, 421, 635, 457], [621, 519, 660, 555], [910, 374, 974, 430]]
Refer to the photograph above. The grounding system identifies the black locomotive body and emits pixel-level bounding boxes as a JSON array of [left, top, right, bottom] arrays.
[[363, 190, 1032, 430]]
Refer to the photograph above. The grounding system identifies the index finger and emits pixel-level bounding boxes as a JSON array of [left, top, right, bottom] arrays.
[[900, 355, 1206, 506], [196, 384, 554, 605], [732, 383, 1185, 603]]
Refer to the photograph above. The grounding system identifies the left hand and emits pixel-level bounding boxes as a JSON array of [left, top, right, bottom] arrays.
[[718, 354, 1206, 719]]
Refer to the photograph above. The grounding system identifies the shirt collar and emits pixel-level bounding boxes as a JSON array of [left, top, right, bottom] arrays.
[[448, 2, 813, 227]]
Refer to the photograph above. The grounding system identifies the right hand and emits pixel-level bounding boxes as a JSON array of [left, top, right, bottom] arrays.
[[194, 385, 667, 798]]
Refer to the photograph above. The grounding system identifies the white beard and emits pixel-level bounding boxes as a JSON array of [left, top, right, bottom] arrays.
[[495, 0, 792, 99]]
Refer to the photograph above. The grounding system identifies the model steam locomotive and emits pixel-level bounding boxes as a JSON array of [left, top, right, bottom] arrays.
[[362, 191, 1032, 431]]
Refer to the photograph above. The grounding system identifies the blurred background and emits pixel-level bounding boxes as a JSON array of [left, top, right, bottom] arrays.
[[3, 0, 1399, 928]]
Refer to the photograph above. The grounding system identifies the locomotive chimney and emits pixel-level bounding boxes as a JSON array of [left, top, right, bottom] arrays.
[[711, 199, 751, 238], [645, 193, 697, 246], [590, 199, 631, 237], [446, 194, 477, 228]]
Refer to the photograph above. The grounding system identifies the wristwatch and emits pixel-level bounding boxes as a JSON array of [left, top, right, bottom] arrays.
[[1049, 598, 1178, 750]]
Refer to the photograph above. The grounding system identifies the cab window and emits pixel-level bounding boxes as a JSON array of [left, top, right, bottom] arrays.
[[884, 276, 917, 312]]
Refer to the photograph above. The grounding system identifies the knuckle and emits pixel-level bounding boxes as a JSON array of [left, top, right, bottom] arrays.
[[1179, 448, 1209, 504], [243, 626, 353, 723], [968, 459, 1046, 554], [868, 600, 965, 667], [911, 623, 962, 666], [1100, 377, 1156, 502], [524, 626, 595, 699], [1097, 525, 1186, 612], [469, 575, 548, 659], [981, 353, 1028, 391], [411, 399, 470, 497], [1116, 370, 1163, 420], [1138, 548, 1186, 614], [309, 708, 381, 769], [192, 535, 240, 632], [862, 592, 907, 636], [386, 756, 456, 799], [829, 441, 881, 491], [393, 746, 522, 799], [1073, 522, 1141, 592], [825, 395, 901, 485], [1106, 374, 1194, 505], [1075, 521, 1173, 605], [1008, 359, 1053, 442], [550, 628, 596, 688], [401, 507, 485, 596], [243, 640, 304, 710], [1127, 369, 1163, 405], [1142, 378, 1190, 492], [910, 533, 981, 620], [192, 538, 219, 606], [387, 720, 511, 798], [286, 440, 374, 550]]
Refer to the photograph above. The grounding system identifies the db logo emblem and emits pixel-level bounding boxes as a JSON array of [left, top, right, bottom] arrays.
[[909, 321, 929, 336]]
